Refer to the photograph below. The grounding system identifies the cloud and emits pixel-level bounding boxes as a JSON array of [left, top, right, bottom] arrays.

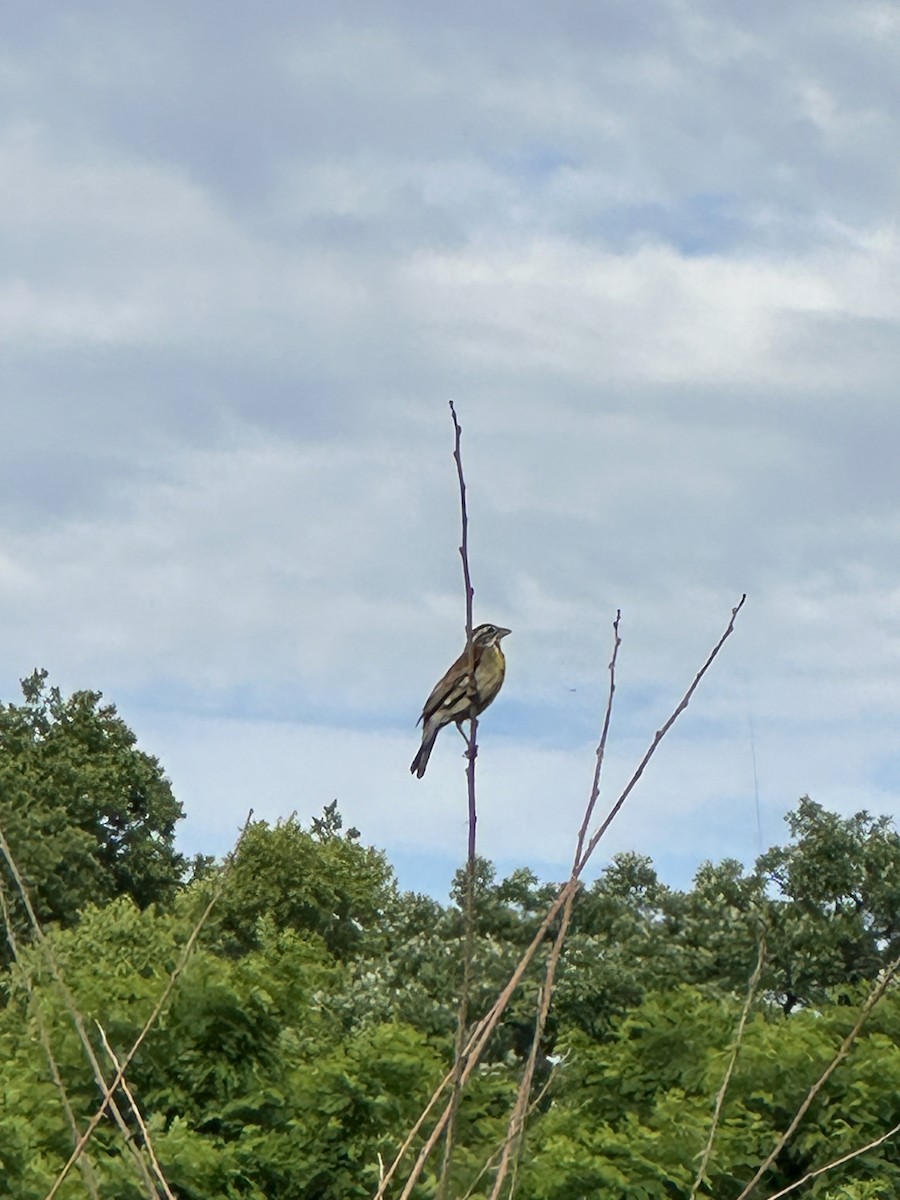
[[1, 1, 899, 894]]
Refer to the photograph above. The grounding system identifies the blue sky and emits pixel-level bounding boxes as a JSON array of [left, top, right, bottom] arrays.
[[2, 2, 900, 897]]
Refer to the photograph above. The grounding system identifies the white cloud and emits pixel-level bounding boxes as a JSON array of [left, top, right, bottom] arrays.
[[1, 1, 900, 894], [401, 231, 900, 394]]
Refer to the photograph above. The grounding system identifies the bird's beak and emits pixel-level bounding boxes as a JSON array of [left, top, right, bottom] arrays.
[[496, 627, 511, 639]]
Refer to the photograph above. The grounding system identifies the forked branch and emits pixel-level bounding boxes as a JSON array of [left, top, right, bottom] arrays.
[[378, 596, 747, 1199]]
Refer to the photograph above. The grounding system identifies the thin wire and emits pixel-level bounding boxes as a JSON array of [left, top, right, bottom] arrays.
[[748, 709, 764, 855]]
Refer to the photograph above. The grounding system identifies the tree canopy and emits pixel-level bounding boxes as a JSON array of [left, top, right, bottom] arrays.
[[3, 674, 900, 1198], [0, 671, 184, 952]]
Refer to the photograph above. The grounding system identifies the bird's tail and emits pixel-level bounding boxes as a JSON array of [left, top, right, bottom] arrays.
[[410, 725, 439, 778]]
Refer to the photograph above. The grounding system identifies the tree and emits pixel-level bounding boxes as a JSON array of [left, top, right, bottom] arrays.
[[521, 983, 900, 1199], [755, 798, 900, 1011], [0, 893, 447, 1200], [9, 775, 900, 1198], [212, 803, 396, 960], [0, 670, 185, 946]]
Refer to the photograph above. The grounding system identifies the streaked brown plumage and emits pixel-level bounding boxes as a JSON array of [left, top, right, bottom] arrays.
[[410, 623, 511, 778]]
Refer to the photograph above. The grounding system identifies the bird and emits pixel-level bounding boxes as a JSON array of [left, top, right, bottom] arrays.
[[410, 622, 511, 778]]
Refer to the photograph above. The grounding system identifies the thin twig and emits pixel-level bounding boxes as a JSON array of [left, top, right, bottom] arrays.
[[0, 877, 101, 1200], [449, 400, 476, 649], [460, 1068, 559, 1200], [43, 809, 254, 1200], [439, 399, 480, 1199], [488, 611, 623, 1199], [736, 951, 900, 1200], [0, 823, 158, 1198], [373, 1062, 459, 1199], [574, 609, 622, 864], [761, 1119, 900, 1200], [96, 1021, 176, 1200], [383, 598, 747, 1200], [690, 935, 767, 1200], [576, 595, 746, 875], [393, 882, 584, 1200]]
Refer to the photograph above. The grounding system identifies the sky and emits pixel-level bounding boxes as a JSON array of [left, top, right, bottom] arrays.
[[2, 2, 900, 898]]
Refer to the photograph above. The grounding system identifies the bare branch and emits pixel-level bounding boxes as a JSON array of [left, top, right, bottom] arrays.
[[761, 1120, 900, 1200], [383, 597, 746, 1199], [96, 1022, 176, 1200], [736, 951, 900, 1200], [439, 400, 480, 1199], [577, 594, 747, 875], [0, 823, 158, 1198], [43, 810, 254, 1200], [690, 935, 767, 1200], [488, 611, 623, 1199]]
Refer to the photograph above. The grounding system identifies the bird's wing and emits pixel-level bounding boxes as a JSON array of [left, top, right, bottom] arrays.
[[419, 647, 480, 725]]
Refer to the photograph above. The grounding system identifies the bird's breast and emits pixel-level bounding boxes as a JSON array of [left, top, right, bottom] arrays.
[[475, 644, 506, 705]]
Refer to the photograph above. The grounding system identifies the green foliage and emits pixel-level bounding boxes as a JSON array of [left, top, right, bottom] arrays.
[[520, 985, 900, 1198], [0, 670, 185, 950], [758, 797, 900, 1010], [5, 691, 900, 1200], [336, 859, 553, 1064], [213, 802, 396, 960], [0, 893, 443, 1199]]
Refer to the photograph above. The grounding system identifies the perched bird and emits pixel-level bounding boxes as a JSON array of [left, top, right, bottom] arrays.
[[410, 623, 511, 778]]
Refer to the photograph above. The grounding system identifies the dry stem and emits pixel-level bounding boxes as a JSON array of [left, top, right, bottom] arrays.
[[439, 400, 481, 1197], [0, 824, 158, 1197], [96, 1021, 176, 1200], [761, 1119, 900, 1200], [0, 876, 102, 1200], [379, 596, 747, 1199], [488, 610, 623, 1199], [690, 935, 767, 1200], [43, 809, 254, 1200], [736, 951, 900, 1200]]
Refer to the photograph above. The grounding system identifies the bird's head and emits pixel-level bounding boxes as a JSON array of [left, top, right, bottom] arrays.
[[471, 623, 512, 648]]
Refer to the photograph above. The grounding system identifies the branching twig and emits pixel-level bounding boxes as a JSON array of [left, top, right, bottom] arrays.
[[43, 810, 255, 1200], [488, 611, 623, 1199], [690, 935, 767, 1200], [381, 598, 747, 1199], [576, 595, 747, 875], [736, 951, 900, 1200]]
